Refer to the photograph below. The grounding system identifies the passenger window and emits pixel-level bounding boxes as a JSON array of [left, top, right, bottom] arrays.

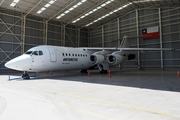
[[69, 54, 71, 56], [32, 51, 38, 55], [62, 53, 64, 56], [86, 55, 87, 57], [83, 54, 85, 57], [75, 54, 77, 56], [78, 54, 80, 57], [39, 51, 43, 55], [72, 54, 74, 56], [66, 53, 68, 56], [81, 54, 82, 57]]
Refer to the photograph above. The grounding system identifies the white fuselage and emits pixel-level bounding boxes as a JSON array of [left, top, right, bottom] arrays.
[[5, 45, 96, 72]]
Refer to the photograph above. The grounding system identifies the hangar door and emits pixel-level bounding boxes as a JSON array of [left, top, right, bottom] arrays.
[[48, 48, 57, 62]]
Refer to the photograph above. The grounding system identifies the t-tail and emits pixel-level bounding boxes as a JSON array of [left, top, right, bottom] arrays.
[[119, 35, 152, 48], [119, 36, 130, 48]]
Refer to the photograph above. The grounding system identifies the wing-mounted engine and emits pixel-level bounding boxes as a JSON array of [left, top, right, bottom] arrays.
[[90, 54, 104, 64], [108, 54, 124, 65]]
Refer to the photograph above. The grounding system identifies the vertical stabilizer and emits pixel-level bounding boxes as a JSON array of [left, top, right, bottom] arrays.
[[119, 36, 130, 48]]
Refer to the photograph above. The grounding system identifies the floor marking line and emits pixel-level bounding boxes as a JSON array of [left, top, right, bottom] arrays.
[[0, 88, 119, 120], [32, 88, 173, 116], [0, 82, 175, 117]]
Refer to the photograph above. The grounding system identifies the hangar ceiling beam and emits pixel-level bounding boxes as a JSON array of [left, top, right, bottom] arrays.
[[66, 0, 107, 26], [0, 0, 5, 6], [80, 0, 130, 28], [47, 0, 76, 22]]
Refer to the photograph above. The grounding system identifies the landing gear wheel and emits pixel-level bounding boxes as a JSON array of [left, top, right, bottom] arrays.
[[100, 69, 107, 74], [22, 72, 30, 79], [103, 70, 107, 74], [80, 69, 87, 73]]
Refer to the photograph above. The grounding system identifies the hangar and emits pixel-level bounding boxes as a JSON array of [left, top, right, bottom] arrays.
[[0, 0, 180, 120]]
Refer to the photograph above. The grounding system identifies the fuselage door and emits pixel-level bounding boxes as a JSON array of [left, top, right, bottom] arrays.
[[48, 48, 57, 62]]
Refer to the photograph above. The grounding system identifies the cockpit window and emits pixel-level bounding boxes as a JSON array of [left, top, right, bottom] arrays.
[[32, 51, 39, 55], [39, 51, 43, 55], [25, 51, 33, 54]]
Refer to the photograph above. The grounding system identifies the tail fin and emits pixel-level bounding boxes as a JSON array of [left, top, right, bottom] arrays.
[[119, 36, 130, 48], [119, 35, 152, 48]]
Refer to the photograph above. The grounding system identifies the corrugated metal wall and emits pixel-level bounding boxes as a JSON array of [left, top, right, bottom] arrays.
[[90, 8, 180, 68], [0, 8, 88, 71]]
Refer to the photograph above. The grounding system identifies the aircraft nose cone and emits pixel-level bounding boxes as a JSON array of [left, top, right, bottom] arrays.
[[5, 62, 10, 68], [5, 60, 16, 69], [5, 55, 31, 71]]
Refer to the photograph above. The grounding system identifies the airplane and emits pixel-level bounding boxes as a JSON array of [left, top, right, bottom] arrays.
[[5, 36, 173, 79]]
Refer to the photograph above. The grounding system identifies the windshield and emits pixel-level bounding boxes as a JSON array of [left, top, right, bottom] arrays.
[[24, 50, 43, 56], [24, 51, 33, 55], [32, 51, 39, 55]]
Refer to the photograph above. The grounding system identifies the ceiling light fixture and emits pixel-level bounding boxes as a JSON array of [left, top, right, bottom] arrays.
[[37, 0, 56, 14], [85, 2, 132, 27], [10, 0, 20, 7], [72, 0, 114, 24], [56, 0, 87, 19]]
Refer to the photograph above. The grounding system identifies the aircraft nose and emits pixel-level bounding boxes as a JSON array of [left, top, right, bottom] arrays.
[[5, 59, 18, 70], [5, 55, 31, 71], [5, 61, 11, 68]]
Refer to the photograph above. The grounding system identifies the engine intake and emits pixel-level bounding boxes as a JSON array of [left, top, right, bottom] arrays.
[[90, 54, 104, 64], [108, 54, 123, 65]]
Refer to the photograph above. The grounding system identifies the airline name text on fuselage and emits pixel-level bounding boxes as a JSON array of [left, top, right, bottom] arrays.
[[63, 58, 78, 61]]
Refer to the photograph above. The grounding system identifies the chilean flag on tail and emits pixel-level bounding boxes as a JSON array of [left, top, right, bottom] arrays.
[[142, 26, 159, 39]]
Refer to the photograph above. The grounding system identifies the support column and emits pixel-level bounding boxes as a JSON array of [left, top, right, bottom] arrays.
[[136, 9, 141, 69], [88, 30, 90, 47], [43, 19, 48, 45], [117, 18, 120, 46], [118, 18, 122, 69], [21, 14, 25, 54], [159, 8, 164, 69], [102, 26, 104, 47], [63, 25, 66, 46], [61, 24, 66, 46], [78, 28, 80, 47]]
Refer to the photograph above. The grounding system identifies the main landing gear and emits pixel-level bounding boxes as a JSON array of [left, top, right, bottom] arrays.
[[98, 64, 108, 74], [80, 69, 87, 73], [22, 71, 30, 79]]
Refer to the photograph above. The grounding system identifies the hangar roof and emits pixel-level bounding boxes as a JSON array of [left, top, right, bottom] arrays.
[[0, 0, 180, 29]]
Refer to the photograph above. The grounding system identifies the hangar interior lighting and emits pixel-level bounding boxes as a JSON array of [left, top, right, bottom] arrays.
[[56, 0, 87, 19], [37, 0, 56, 14], [85, 2, 132, 27], [10, 0, 20, 7], [72, 0, 114, 23]]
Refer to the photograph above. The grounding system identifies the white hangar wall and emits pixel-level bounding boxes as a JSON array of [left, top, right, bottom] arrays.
[[90, 7, 180, 68], [0, 8, 88, 71]]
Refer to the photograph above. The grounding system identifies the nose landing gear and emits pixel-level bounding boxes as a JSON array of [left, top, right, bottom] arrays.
[[22, 71, 30, 79]]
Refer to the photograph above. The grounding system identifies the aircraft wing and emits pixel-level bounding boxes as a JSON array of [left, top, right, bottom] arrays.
[[85, 48, 173, 55], [85, 48, 173, 51]]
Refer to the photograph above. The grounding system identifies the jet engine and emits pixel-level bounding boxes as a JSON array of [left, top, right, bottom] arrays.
[[90, 54, 104, 64], [108, 54, 124, 65]]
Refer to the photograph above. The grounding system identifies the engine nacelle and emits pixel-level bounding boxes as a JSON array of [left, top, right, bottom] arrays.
[[90, 54, 104, 64], [108, 54, 124, 65]]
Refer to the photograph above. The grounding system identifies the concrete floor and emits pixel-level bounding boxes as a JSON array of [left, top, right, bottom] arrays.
[[0, 68, 180, 120]]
